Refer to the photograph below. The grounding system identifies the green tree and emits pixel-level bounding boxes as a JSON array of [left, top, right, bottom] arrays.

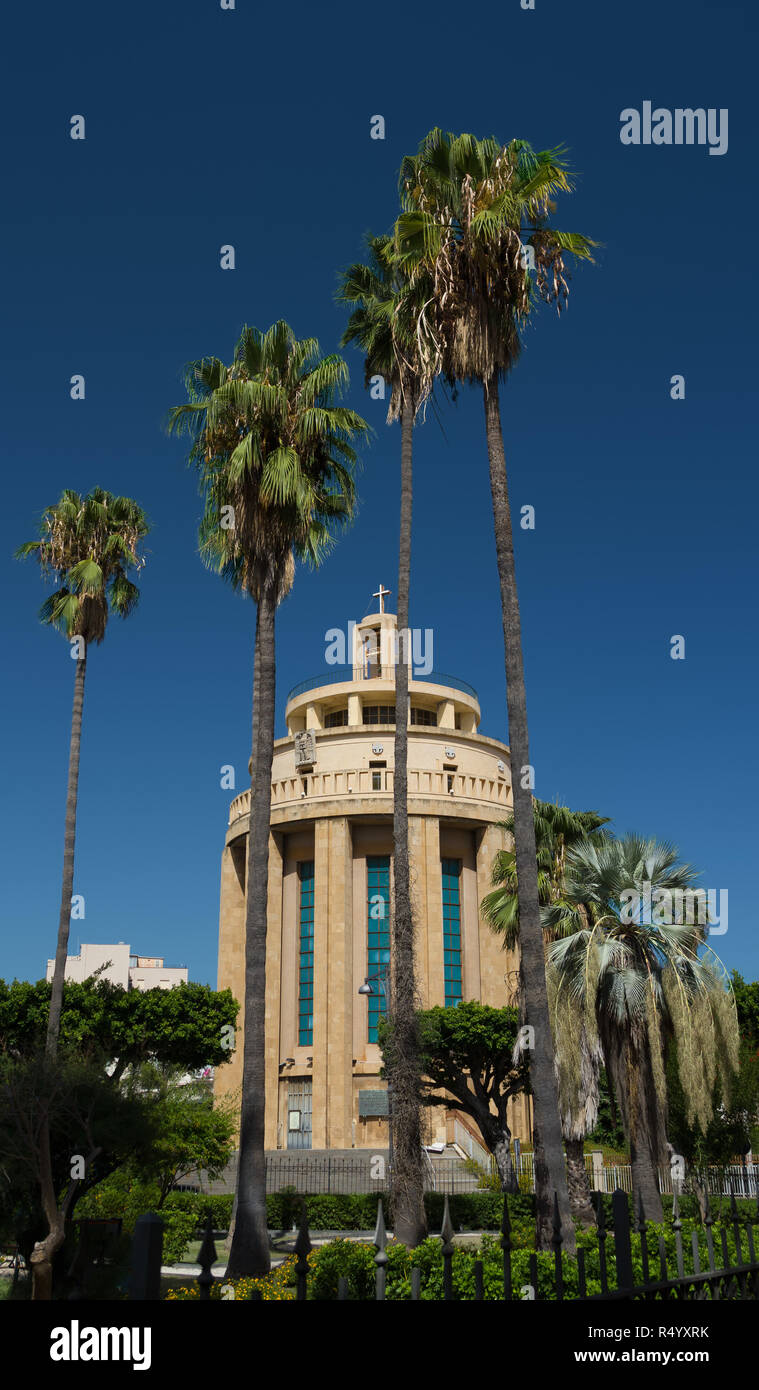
[[394, 130, 596, 1250], [544, 835, 740, 1220], [339, 235, 437, 1246], [15, 488, 148, 1297], [0, 978, 238, 1242], [0, 977, 238, 1080], [481, 799, 608, 1222], [0, 1052, 152, 1284], [169, 321, 367, 1276], [124, 1064, 236, 1206], [408, 1002, 526, 1191]]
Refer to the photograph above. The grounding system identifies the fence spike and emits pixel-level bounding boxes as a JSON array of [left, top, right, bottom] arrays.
[[609, 1190, 632, 1292], [474, 1259, 484, 1301], [374, 1199, 388, 1302], [745, 1220, 756, 1266], [374, 1198, 387, 1254], [703, 1190, 716, 1272], [440, 1194, 455, 1301], [440, 1193, 455, 1250], [501, 1194, 512, 1302], [295, 1201, 312, 1302], [593, 1193, 608, 1295], [637, 1195, 650, 1286], [729, 1184, 743, 1264], [552, 1192, 565, 1300], [658, 1234, 667, 1283]]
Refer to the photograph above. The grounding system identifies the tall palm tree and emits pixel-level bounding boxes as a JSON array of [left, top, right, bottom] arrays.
[[544, 835, 740, 1220], [15, 486, 148, 1297], [338, 235, 437, 1246], [481, 800, 608, 1218], [16, 488, 149, 1055], [169, 321, 367, 1275], [394, 128, 596, 1249]]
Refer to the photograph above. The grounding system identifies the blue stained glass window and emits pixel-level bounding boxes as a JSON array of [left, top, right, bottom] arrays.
[[441, 858, 463, 1007], [298, 861, 315, 1046], [367, 855, 390, 1043]]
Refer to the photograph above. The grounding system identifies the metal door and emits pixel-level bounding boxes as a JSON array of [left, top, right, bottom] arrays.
[[286, 1079, 312, 1150]]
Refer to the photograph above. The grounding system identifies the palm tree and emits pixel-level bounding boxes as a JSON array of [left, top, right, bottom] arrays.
[[15, 486, 148, 1297], [169, 321, 368, 1275], [338, 236, 437, 1246], [544, 835, 740, 1220], [16, 488, 149, 1055], [481, 800, 608, 1218], [394, 128, 596, 1249]]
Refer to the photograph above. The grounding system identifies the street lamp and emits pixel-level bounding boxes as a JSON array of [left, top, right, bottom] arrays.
[[358, 965, 393, 1176]]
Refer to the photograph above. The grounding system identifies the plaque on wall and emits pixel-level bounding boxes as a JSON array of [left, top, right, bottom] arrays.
[[294, 730, 316, 768], [358, 1089, 389, 1118]]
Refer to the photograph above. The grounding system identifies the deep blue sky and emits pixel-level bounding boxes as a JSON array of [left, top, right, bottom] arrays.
[[2, 0, 756, 989]]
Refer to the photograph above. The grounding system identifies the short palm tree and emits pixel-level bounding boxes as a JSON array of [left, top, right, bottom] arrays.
[[168, 321, 368, 1276], [544, 835, 740, 1220], [15, 486, 148, 1297], [481, 800, 608, 1217], [338, 235, 438, 1246], [394, 129, 596, 1250]]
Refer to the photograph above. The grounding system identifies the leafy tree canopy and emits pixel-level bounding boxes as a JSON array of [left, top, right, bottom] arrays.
[[731, 972, 759, 1050], [0, 978, 238, 1077]]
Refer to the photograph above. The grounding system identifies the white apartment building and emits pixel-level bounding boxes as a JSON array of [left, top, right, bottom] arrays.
[[46, 942, 188, 991]]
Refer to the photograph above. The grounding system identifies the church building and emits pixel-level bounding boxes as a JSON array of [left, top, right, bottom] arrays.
[[214, 590, 532, 1157]]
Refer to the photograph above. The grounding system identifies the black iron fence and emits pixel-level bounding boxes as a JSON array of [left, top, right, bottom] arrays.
[[206, 1153, 759, 1199], [259, 1155, 481, 1194], [127, 1185, 759, 1301]]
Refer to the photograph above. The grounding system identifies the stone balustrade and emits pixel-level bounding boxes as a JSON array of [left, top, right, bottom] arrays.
[[228, 766, 511, 826]]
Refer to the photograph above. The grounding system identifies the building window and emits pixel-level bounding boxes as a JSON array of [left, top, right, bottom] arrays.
[[371, 770, 382, 790], [298, 861, 315, 1046], [367, 855, 390, 1043], [442, 858, 463, 1008], [363, 705, 395, 724], [410, 707, 437, 726], [325, 708, 348, 727]]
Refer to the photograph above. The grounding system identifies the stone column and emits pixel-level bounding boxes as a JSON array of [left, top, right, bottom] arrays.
[[326, 817, 353, 1148], [424, 818, 444, 1006], [310, 818, 330, 1148], [214, 837, 247, 1122], [476, 823, 518, 1006], [264, 831, 284, 1149], [408, 815, 428, 1006]]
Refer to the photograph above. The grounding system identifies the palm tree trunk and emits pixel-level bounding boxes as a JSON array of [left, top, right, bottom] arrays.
[[227, 620, 261, 1251], [629, 1049, 664, 1222], [481, 1116, 519, 1193], [30, 1115, 65, 1300], [33, 646, 88, 1299], [482, 374, 574, 1253], [227, 591, 276, 1277], [391, 396, 426, 1247], [565, 1136, 594, 1225], [46, 643, 87, 1057]]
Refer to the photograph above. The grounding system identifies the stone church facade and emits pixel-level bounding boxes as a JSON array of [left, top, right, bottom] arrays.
[[214, 598, 532, 1154]]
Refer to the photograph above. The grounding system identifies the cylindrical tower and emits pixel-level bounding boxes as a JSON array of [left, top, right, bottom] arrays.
[[215, 602, 530, 1155]]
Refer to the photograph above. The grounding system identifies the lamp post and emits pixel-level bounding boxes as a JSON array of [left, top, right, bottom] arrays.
[[358, 964, 393, 1177]]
